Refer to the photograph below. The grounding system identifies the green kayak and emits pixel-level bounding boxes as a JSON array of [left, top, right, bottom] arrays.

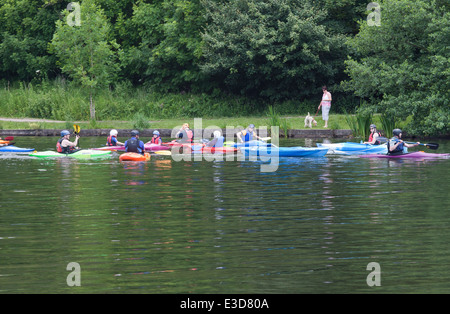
[[30, 149, 112, 159]]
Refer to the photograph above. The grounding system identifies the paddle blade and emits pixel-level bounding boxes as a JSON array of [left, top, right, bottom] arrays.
[[260, 137, 271, 142], [154, 150, 172, 156], [73, 124, 80, 134], [425, 143, 439, 150]]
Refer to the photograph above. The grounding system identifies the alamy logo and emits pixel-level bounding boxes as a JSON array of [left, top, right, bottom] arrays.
[[367, 2, 381, 27], [67, 2, 81, 27]]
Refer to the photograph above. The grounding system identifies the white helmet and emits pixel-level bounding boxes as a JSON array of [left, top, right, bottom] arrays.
[[213, 130, 221, 138], [110, 129, 118, 136]]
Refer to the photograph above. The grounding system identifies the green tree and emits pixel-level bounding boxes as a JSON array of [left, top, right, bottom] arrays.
[[121, 0, 204, 91], [0, 0, 66, 81], [344, 0, 449, 136], [200, 0, 347, 102], [50, 0, 121, 120]]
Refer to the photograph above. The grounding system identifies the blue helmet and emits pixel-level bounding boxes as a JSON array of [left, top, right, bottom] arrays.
[[153, 130, 160, 136], [61, 130, 70, 137]]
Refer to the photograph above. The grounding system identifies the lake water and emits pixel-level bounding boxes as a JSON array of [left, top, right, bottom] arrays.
[[0, 136, 449, 294]]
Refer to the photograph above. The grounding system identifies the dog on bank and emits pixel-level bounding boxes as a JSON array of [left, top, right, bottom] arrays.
[[304, 112, 318, 128]]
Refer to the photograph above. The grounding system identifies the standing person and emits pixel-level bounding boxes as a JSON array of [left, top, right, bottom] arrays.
[[318, 86, 332, 128], [363, 124, 381, 145], [176, 123, 194, 143], [56, 130, 80, 154], [236, 124, 262, 143], [124, 130, 145, 155], [387, 128, 420, 155], [106, 129, 124, 146]]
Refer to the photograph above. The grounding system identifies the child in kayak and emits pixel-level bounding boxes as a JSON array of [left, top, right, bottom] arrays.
[[388, 128, 420, 155], [57, 130, 80, 154], [363, 124, 381, 145], [147, 130, 162, 145], [124, 130, 145, 155], [236, 124, 262, 143], [106, 129, 124, 146]]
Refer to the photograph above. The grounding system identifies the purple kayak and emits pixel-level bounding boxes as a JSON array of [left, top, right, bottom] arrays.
[[360, 151, 450, 159], [93, 143, 170, 152]]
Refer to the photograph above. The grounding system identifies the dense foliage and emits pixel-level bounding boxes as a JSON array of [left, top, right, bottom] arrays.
[[0, 0, 448, 135]]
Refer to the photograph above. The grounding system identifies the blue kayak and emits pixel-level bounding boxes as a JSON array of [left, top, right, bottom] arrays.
[[240, 146, 329, 157], [317, 142, 387, 155], [0, 145, 35, 153], [227, 140, 272, 148]]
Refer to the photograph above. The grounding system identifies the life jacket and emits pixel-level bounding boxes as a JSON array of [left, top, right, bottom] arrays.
[[242, 130, 253, 142], [106, 135, 116, 146], [387, 137, 404, 155], [368, 132, 380, 145], [126, 137, 143, 154], [56, 138, 75, 154], [186, 129, 193, 143], [151, 136, 161, 145]]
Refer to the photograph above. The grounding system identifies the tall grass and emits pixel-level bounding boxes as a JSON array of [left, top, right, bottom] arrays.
[[344, 108, 373, 139], [379, 113, 397, 138], [266, 106, 290, 137]]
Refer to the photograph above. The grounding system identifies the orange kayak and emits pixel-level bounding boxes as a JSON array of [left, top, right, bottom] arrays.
[[119, 152, 151, 161], [0, 140, 11, 145]]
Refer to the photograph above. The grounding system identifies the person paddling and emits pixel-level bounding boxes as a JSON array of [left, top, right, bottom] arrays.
[[205, 131, 225, 148], [388, 128, 420, 155], [363, 124, 381, 145], [56, 130, 80, 154], [106, 129, 124, 146], [236, 124, 262, 143], [147, 130, 162, 145], [124, 130, 145, 155]]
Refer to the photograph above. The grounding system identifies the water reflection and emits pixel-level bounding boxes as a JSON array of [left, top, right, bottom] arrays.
[[1, 136, 449, 293]]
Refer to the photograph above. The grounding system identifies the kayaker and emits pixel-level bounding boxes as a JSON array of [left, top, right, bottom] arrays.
[[56, 130, 80, 154], [205, 131, 225, 147], [176, 123, 194, 143], [147, 130, 162, 145], [318, 85, 332, 128], [363, 124, 381, 145], [124, 130, 145, 155], [236, 124, 262, 143], [387, 128, 420, 155], [106, 129, 124, 146]]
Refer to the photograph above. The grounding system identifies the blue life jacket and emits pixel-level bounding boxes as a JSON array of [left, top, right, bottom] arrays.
[[388, 137, 404, 155], [242, 130, 253, 142]]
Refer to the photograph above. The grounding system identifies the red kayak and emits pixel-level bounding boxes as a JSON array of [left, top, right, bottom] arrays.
[[360, 151, 450, 159]]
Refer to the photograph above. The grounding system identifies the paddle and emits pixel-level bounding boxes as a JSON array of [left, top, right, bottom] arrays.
[[260, 137, 271, 142], [405, 141, 439, 150], [73, 124, 81, 147], [153, 150, 172, 156]]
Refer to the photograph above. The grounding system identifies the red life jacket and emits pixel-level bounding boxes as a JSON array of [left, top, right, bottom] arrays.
[[106, 135, 116, 146], [186, 129, 193, 142], [151, 136, 161, 144], [56, 138, 74, 154], [368, 132, 380, 145]]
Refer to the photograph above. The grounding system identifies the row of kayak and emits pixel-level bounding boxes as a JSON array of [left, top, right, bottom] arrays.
[[1, 140, 448, 159]]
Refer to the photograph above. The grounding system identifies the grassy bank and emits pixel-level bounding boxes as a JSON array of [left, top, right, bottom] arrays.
[[0, 79, 360, 121], [0, 114, 378, 132]]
